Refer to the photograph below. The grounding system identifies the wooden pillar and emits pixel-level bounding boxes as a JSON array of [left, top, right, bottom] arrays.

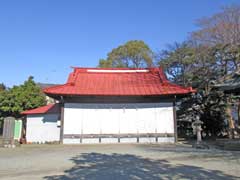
[[60, 100, 64, 144], [173, 96, 178, 143]]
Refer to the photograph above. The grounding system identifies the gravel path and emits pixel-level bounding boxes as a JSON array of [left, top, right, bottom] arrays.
[[0, 144, 239, 180]]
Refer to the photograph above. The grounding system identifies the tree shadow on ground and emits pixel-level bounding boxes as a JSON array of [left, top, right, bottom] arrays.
[[44, 153, 238, 180]]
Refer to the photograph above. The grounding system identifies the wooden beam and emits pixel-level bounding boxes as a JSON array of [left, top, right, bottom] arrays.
[[173, 96, 178, 143], [63, 133, 175, 139], [60, 102, 64, 144], [48, 95, 178, 103]]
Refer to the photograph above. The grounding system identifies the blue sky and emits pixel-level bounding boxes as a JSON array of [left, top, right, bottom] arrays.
[[0, 0, 239, 87]]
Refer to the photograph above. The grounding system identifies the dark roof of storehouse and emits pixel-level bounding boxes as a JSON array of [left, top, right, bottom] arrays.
[[214, 69, 240, 94]]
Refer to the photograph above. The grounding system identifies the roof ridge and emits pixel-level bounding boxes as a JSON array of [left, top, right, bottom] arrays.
[[157, 67, 168, 84], [71, 67, 153, 70]]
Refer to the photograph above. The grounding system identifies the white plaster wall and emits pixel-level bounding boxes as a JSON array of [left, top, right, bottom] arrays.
[[158, 137, 175, 143], [101, 138, 118, 144], [64, 103, 174, 144], [82, 138, 99, 144], [120, 138, 137, 143], [139, 137, 157, 143], [26, 114, 60, 143], [63, 138, 81, 144]]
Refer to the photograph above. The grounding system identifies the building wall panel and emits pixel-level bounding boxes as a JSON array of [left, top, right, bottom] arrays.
[[63, 103, 174, 144], [26, 114, 60, 143]]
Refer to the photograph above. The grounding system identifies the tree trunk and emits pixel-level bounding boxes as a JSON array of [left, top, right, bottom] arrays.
[[236, 100, 240, 136], [238, 100, 240, 126], [226, 101, 235, 139]]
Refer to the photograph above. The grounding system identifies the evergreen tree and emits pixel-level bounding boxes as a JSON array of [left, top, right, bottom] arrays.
[[0, 76, 46, 118]]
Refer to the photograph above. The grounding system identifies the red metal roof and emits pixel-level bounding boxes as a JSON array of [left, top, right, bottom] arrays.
[[44, 67, 195, 96], [21, 104, 60, 115]]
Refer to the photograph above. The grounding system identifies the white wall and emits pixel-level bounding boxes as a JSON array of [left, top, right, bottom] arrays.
[[26, 114, 60, 143], [64, 103, 174, 144]]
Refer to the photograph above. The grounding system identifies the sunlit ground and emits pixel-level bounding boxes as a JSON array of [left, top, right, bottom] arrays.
[[0, 144, 239, 180]]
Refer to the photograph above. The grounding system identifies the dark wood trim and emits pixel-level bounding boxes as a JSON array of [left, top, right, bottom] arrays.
[[60, 102, 64, 144], [47, 93, 191, 99], [63, 133, 174, 139], [47, 95, 187, 103], [173, 96, 178, 143]]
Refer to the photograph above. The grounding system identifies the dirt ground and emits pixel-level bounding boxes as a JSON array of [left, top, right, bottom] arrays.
[[0, 144, 239, 180]]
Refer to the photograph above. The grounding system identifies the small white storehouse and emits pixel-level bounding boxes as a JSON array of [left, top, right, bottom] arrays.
[[22, 67, 194, 144], [22, 104, 60, 143]]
